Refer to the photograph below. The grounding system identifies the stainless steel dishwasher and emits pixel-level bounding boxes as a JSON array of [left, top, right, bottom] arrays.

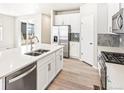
[[5, 63, 37, 90]]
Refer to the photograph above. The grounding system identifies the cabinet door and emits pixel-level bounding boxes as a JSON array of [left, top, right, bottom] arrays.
[[63, 14, 70, 25], [70, 42, 75, 58], [120, 3, 124, 8], [48, 56, 55, 83], [106, 63, 124, 89], [70, 13, 80, 33], [55, 49, 63, 75], [37, 64, 48, 90], [37, 53, 55, 90], [0, 79, 2, 90], [55, 15, 64, 25], [108, 3, 119, 32], [70, 42, 80, 59]]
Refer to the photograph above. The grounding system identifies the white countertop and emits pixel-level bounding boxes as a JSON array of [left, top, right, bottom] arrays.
[[97, 46, 124, 53], [0, 43, 63, 79]]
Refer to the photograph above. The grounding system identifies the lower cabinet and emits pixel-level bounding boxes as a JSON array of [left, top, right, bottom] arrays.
[[37, 63, 48, 90], [106, 63, 124, 89], [37, 48, 63, 90], [55, 49, 63, 75], [70, 41, 80, 59], [0, 79, 2, 90], [48, 57, 55, 83]]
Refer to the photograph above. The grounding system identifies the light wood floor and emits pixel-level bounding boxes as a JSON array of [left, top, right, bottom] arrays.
[[47, 58, 100, 90]]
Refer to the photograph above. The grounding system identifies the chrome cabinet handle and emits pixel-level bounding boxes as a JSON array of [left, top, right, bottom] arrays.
[[8, 65, 36, 84]]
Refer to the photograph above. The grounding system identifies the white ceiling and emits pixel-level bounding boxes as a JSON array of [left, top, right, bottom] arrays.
[[0, 3, 83, 16]]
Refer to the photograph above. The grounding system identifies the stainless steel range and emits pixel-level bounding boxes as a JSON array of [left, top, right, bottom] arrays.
[[100, 51, 124, 90], [101, 51, 124, 65]]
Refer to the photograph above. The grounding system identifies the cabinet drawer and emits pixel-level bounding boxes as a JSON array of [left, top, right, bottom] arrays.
[[37, 53, 55, 68]]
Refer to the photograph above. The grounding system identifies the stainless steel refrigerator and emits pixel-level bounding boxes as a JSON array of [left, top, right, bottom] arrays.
[[52, 25, 71, 58]]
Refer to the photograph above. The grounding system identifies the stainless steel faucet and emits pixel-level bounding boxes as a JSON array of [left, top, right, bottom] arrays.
[[29, 34, 39, 51]]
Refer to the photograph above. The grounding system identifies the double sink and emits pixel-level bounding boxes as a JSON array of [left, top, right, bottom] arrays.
[[25, 49, 49, 56]]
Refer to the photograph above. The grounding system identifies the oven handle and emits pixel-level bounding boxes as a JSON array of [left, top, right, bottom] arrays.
[[8, 65, 36, 84]]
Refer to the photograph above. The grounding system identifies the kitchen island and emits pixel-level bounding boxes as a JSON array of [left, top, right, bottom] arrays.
[[0, 44, 63, 90]]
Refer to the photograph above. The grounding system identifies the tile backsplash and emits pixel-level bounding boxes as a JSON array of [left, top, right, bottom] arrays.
[[70, 33, 80, 42], [97, 34, 120, 47], [119, 35, 124, 47]]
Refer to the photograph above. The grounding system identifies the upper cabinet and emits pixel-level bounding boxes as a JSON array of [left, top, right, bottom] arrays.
[[0, 14, 15, 49], [107, 3, 119, 33], [97, 3, 120, 34], [55, 13, 80, 33], [120, 3, 124, 8]]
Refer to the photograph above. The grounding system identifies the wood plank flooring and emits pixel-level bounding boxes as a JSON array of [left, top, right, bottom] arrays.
[[47, 58, 100, 90]]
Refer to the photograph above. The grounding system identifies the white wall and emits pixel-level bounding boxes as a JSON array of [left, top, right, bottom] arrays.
[[41, 14, 51, 44], [15, 14, 42, 47], [0, 14, 15, 49]]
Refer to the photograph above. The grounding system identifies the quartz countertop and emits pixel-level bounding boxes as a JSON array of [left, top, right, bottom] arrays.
[[0, 43, 63, 79]]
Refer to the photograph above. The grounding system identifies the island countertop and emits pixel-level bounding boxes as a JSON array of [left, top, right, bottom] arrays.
[[0, 43, 63, 79]]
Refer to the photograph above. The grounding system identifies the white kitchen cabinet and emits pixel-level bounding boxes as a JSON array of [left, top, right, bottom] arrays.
[[70, 41, 80, 59], [55, 48, 63, 75], [37, 53, 55, 90], [120, 3, 124, 8], [106, 63, 124, 89], [97, 4, 108, 34], [37, 49, 63, 90], [97, 4, 119, 34], [0, 79, 2, 90], [55, 15, 64, 25], [107, 3, 119, 33], [37, 63, 48, 90], [48, 56, 55, 83], [69, 13, 80, 33], [0, 14, 15, 49], [55, 13, 80, 33]]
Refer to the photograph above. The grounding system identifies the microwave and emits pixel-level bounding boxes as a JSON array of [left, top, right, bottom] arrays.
[[112, 8, 124, 33]]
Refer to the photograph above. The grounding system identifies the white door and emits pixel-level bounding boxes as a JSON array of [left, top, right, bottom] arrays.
[[81, 15, 94, 65]]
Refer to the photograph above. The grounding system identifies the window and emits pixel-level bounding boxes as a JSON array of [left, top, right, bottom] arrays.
[[21, 22, 35, 45]]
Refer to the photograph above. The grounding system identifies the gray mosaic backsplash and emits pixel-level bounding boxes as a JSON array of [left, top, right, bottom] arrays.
[[97, 34, 120, 47]]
